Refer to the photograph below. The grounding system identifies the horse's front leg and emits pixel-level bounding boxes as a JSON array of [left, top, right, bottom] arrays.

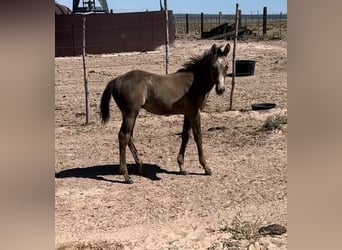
[[189, 111, 212, 175], [177, 116, 191, 175]]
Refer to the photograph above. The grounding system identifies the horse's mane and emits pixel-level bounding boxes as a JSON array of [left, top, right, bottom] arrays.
[[177, 45, 223, 73], [177, 50, 214, 73]]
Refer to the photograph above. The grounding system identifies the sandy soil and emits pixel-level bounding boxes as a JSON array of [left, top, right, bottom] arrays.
[[55, 38, 287, 249]]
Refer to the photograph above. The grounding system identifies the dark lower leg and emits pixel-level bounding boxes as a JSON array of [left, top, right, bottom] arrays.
[[128, 137, 143, 175], [177, 117, 191, 174], [193, 133, 212, 175], [118, 112, 138, 183], [190, 113, 212, 175], [119, 130, 132, 183]]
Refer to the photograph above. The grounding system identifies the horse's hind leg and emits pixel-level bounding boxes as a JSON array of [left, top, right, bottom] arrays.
[[118, 111, 139, 184], [128, 137, 143, 175], [177, 116, 191, 175]]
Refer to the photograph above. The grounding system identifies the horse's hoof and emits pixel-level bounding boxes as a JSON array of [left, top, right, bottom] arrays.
[[205, 169, 212, 175], [180, 170, 188, 175], [125, 177, 134, 184]]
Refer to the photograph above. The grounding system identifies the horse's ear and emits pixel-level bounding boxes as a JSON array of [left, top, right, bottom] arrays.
[[223, 43, 230, 56], [211, 44, 218, 54]]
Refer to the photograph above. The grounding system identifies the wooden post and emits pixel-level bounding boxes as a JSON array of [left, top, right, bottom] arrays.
[[82, 14, 89, 125], [229, 3, 239, 111], [164, 0, 169, 74], [238, 9, 242, 27], [257, 10, 260, 36], [185, 14, 189, 34], [280, 12, 282, 36], [251, 11, 253, 27], [200, 12, 204, 36], [219, 11, 222, 25], [263, 6, 267, 36], [272, 12, 275, 37], [245, 11, 247, 26]]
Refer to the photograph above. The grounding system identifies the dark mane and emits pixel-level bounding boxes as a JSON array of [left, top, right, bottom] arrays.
[[177, 45, 224, 73], [177, 50, 214, 73]]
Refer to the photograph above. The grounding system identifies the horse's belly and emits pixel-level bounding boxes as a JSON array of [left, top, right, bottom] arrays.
[[142, 98, 184, 115]]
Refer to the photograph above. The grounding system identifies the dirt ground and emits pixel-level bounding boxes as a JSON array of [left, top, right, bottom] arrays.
[[55, 38, 287, 249]]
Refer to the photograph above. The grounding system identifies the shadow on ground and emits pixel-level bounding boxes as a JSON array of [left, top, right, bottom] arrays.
[[55, 164, 205, 184]]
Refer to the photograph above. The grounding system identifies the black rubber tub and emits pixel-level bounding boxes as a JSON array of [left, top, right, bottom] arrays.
[[251, 103, 276, 110], [227, 60, 256, 77]]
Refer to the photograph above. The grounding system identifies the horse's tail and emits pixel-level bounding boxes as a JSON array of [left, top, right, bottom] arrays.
[[100, 79, 116, 124]]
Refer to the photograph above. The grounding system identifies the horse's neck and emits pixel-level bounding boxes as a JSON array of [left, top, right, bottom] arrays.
[[192, 71, 213, 95]]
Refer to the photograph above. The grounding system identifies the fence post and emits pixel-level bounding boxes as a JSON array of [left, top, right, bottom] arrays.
[[185, 13, 189, 34], [245, 11, 247, 26], [257, 10, 260, 36], [82, 14, 89, 125], [164, 0, 169, 74], [272, 12, 275, 37], [229, 3, 239, 111], [280, 12, 282, 37], [238, 10, 242, 27], [200, 12, 204, 36], [219, 11, 222, 25], [263, 6, 267, 36]]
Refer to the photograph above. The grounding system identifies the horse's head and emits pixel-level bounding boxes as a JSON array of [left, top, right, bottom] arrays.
[[209, 43, 230, 95]]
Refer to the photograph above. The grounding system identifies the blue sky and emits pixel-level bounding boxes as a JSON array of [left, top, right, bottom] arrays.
[[56, 0, 287, 14]]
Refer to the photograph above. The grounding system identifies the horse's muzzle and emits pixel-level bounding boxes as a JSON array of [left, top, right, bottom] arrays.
[[215, 85, 225, 95]]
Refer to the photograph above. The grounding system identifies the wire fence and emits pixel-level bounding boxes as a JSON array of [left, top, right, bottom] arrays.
[[174, 12, 287, 39]]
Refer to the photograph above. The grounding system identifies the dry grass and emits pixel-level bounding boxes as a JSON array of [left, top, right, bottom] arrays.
[[220, 213, 265, 248], [262, 114, 287, 131]]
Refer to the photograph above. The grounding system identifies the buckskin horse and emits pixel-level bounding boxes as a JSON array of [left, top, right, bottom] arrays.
[[100, 43, 230, 183]]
